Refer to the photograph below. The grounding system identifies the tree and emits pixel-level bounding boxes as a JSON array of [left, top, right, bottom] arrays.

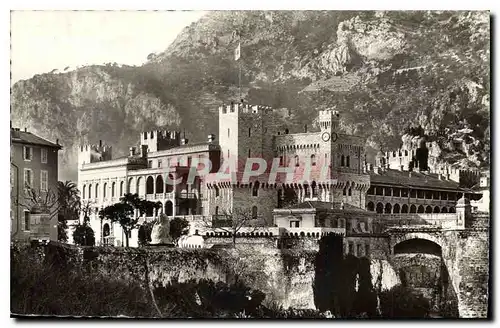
[[57, 181, 81, 242], [201, 208, 265, 246], [99, 193, 161, 247], [169, 217, 190, 242], [72, 216, 95, 246]]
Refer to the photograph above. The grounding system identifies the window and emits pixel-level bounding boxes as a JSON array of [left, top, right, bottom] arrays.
[[144, 132, 148, 139], [158, 160, 162, 168], [215, 185, 220, 197], [23, 146, 32, 161], [295, 155, 299, 167], [311, 154, 316, 166], [279, 156, 284, 166], [41, 148, 48, 163], [187, 156, 192, 167], [148, 160, 152, 168], [341, 155, 345, 167], [252, 206, 258, 220], [248, 149, 251, 158], [343, 188, 347, 196], [290, 221, 300, 228], [23, 169, 33, 192], [40, 170, 48, 192], [346, 156, 350, 167], [248, 127, 251, 137], [227, 150, 230, 158], [348, 188, 352, 196], [24, 211, 30, 231], [252, 181, 259, 197], [228, 128, 230, 138]]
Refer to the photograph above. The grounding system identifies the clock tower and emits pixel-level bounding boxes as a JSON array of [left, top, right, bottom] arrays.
[[318, 108, 340, 170]]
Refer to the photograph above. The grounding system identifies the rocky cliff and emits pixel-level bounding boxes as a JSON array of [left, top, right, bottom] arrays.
[[11, 11, 490, 181]]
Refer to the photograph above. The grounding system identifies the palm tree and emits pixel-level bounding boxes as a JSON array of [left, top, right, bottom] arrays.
[[57, 181, 81, 242]]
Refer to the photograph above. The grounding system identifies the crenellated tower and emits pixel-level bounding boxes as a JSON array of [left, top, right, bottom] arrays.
[[140, 130, 181, 153], [218, 102, 280, 172], [78, 140, 113, 167]]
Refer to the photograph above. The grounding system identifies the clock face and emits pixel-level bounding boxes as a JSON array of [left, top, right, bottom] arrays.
[[321, 132, 330, 142]]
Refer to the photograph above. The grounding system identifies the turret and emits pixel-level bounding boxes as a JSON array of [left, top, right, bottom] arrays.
[[78, 140, 113, 167], [140, 129, 181, 152]]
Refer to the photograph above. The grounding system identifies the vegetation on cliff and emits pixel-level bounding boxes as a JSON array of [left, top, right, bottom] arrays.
[[11, 11, 489, 181]]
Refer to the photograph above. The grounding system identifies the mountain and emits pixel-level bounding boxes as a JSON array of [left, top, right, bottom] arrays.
[[11, 11, 490, 182]]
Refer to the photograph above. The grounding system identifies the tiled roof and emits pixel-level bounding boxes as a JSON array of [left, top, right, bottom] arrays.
[[11, 130, 61, 149], [369, 169, 461, 190]]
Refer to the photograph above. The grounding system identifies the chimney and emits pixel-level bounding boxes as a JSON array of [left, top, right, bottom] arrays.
[[129, 147, 136, 157], [56, 139, 59, 145], [181, 138, 189, 145], [208, 134, 216, 143], [24, 127, 27, 132], [99, 140, 103, 148]]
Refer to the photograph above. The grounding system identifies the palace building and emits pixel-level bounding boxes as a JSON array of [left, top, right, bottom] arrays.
[[77, 102, 485, 247]]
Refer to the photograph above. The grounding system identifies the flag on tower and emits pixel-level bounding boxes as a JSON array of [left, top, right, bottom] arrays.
[[234, 42, 241, 61]]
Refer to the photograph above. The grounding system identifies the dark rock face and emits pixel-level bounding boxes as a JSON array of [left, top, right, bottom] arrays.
[[11, 11, 489, 181]]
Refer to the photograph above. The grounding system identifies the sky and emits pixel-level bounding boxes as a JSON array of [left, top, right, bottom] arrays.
[[10, 10, 206, 83]]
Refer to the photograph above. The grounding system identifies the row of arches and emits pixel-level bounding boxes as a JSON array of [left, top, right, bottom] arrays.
[[83, 174, 201, 200], [366, 202, 456, 214], [276, 143, 321, 151]]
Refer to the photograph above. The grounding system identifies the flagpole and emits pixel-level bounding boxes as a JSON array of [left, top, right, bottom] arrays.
[[238, 32, 242, 100], [239, 61, 241, 99]]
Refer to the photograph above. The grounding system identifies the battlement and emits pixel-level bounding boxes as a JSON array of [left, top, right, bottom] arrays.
[[78, 140, 113, 165], [140, 129, 182, 152], [318, 108, 340, 130], [219, 103, 274, 114], [141, 130, 180, 142]]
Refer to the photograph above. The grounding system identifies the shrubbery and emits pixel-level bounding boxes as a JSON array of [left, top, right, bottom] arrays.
[[379, 285, 431, 318]]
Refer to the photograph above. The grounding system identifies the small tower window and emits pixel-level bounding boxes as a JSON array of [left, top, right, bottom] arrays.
[[346, 156, 350, 167], [248, 127, 251, 137], [348, 188, 352, 196], [341, 155, 345, 167], [228, 128, 230, 138], [144, 132, 148, 139], [215, 185, 220, 197], [252, 181, 259, 197], [295, 155, 300, 167], [285, 128, 289, 134], [343, 188, 347, 196], [150, 131, 154, 138], [311, 154, 316, 166], [279, 156, 284, 166], [248, 149, 251, 158]]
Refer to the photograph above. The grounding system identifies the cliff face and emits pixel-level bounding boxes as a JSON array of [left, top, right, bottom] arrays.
[[11, 11, 490, 181]]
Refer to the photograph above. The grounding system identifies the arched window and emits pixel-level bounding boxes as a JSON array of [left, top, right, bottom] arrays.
[[343, 187, 347, 196], [88, 184, 92, 199], [295, 155, 300, 167], [103, 183, 107, 198], [166, 174, 174, 193], [311, 154, 316, 166], [385, 203, 392, 214], [311, 181, 317, 197], [441, 207, 448, 213], [165, 201, 173, 216], [252, 206, 258, 220], [215, 206, 219, 219], [410, 205, 417, 213], [95, 184, 99, 199], [376, 203, 384, 214], [146, 176, 154, 194], [82, 185, 86, 199], [128, 178, 133, 194], [156, 175, 164, 194], [417, 205, 425, 213], [425, 206, 432, 213], [393, 204, 401, 214], [252, 181, 259, 197], [449, 207, 456, 213], [433, 206, 440, 213], [111, 182, 116, 197], [367, 202, 375, 211], [348, 188, 352, 196], [120, 181, 124, 196], [214, 185, 220, 197], [341, 155, 345, 167], [346, 156, 350, 168], [401, 204, 409, 213]]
